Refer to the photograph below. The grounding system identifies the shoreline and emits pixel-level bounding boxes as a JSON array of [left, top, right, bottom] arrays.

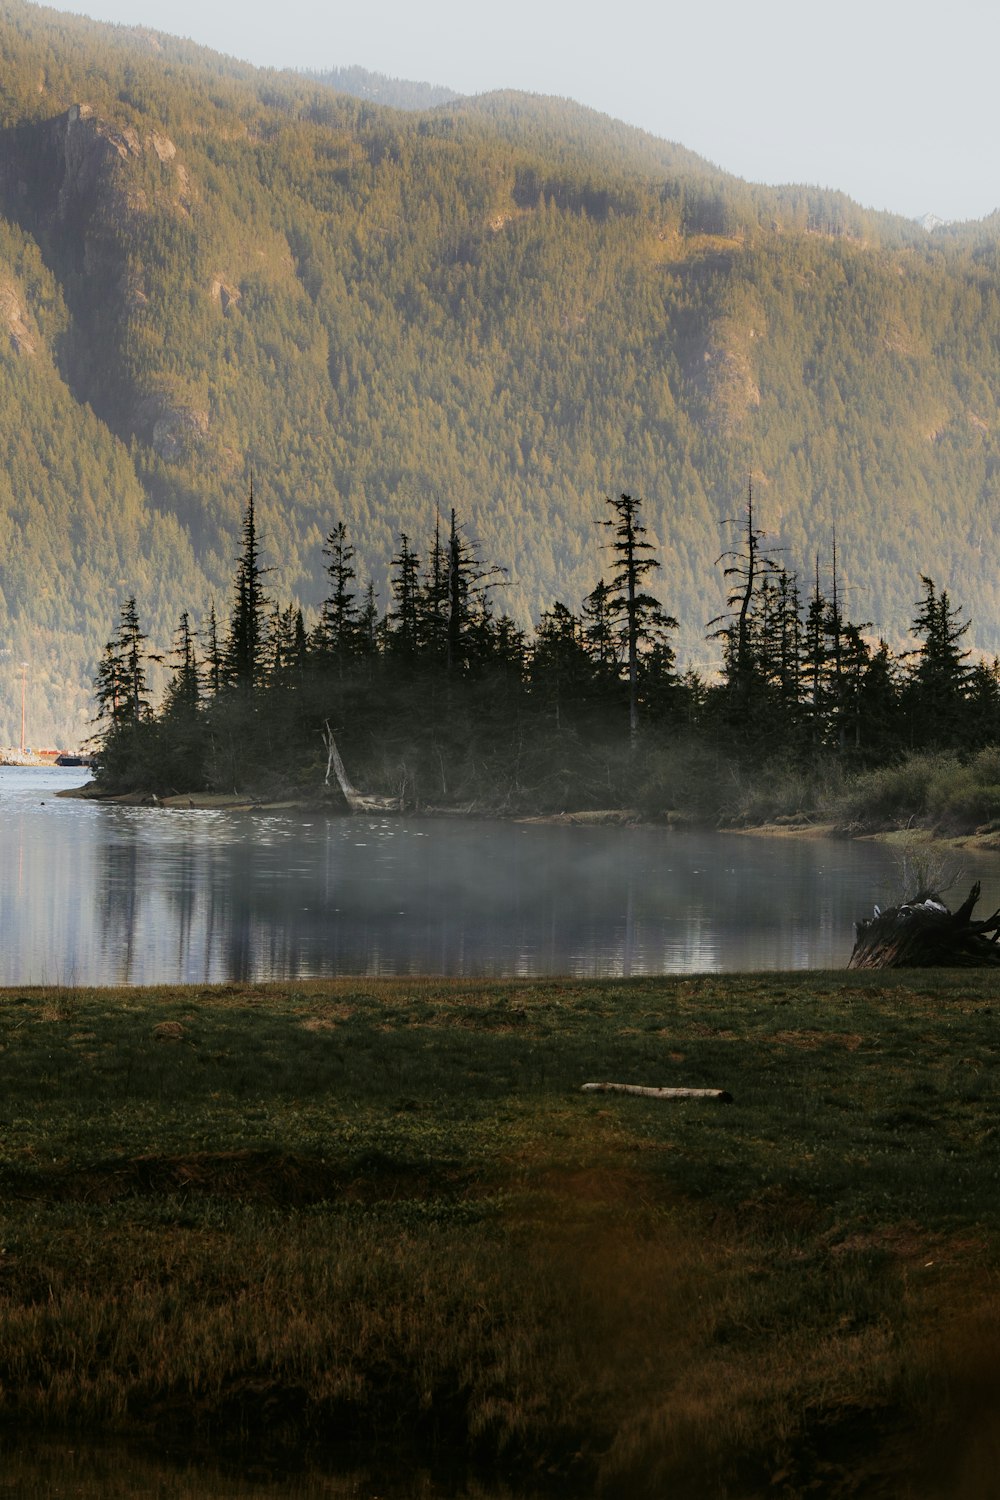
[[58, 783, 1000, 858], [57, 782, 313, 812]]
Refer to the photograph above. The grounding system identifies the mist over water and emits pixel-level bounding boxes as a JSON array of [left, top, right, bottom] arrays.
[[5, 765, 995, 985]]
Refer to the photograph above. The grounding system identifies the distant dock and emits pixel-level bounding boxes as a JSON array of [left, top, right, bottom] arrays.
[[0, 749, 94, 767]]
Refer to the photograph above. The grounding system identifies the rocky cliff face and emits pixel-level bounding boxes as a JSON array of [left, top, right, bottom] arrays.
[[0, 104, 140, 258], [41, 103, 188, 234], [0, 102, 210, 459], [0, 283, 36, 355]]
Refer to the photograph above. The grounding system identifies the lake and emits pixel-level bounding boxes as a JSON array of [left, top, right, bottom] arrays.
[[3, 764, 994, 986]]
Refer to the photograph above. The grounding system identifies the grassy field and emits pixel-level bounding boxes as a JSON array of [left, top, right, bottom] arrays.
[[2, 972, 1000, 1497]]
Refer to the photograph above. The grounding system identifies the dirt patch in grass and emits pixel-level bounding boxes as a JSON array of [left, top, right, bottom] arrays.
[[151, 1020, 187, 1042], [535, 1164, 651, 1209], [772, 1028, 864, 1050]]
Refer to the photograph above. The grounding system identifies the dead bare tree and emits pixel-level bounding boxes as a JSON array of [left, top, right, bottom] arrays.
[[321, 722, 401, 813]]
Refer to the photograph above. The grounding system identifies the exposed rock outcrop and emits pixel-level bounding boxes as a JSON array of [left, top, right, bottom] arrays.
[[131, 391, 210, 459], [682, 281, 766, 435], [148, 131, 176, 163], [692, 317, 763, 434], [210, 277, 241, 312], [57, 103, 143, 232], [0, 284, 36, 356]]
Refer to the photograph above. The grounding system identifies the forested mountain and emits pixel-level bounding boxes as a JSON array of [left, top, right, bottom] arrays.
[[1, 0, 1000, 743]]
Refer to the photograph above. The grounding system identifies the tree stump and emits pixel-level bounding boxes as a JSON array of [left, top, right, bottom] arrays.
[[848, 881, 1000, 968]]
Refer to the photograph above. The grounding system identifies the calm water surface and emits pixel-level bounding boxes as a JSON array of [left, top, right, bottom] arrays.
[[3, 765, 995, 985]]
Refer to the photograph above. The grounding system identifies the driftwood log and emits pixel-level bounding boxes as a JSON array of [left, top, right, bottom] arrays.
[[322, 721, 401, 813], [848, 881, 1000, 969], [581, 1083, 733, 1103]]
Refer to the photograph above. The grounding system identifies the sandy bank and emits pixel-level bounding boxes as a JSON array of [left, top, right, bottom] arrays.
[[56, 783, 311, 811]]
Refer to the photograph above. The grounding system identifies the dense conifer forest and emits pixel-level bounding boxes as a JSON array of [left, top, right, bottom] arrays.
[[2, 0, 1000, 746], [93, 487, 1000, 826]]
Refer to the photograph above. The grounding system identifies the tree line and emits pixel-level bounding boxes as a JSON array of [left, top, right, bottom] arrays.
[[92, 484, 1000, 816]]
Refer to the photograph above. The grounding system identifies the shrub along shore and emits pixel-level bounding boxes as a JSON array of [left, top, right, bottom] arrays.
[[1, 973, 1000, 1495]]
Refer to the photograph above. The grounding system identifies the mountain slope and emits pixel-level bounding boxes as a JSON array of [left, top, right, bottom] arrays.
[[308, 66, 462, 112], [0, 0, 999, 742]]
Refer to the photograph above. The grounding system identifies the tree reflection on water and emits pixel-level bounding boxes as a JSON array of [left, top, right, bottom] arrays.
[[0, 767, 965, 986]]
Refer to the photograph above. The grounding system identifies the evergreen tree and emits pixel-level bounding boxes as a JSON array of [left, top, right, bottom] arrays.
[[203, 604, 223, 698], [770, 567, 803, 716], [966, 658, 1000, 747], [267, 603, 307, 685], [119, 595, 151, 724], [491, 615, 528, 676], [904, 576, 972, 746], [224, 481, 269, 692], [530, 602, 591, 729], [92, 594, 154, 790], [94, 595, 150, 727], [581, 578, 620, 675], [708, 479, 779, 725], [93, 642, 124, 727], [442, 509, 506, 675], [637, 635, 683, 724], [151, 609, 206, 790], [798, 544, 872, 752], [856, 641, 902, 758], [446, 508, 468, 674], [837, 622, 873, 752], [599, 491, 676, 743], [357, 580, 381, 659], [387, 532, 421, 656], [418, 511, 449, 661], [802, 558, 831, 744], [161, 610, 199, 719], [315, 521, 360, 669]]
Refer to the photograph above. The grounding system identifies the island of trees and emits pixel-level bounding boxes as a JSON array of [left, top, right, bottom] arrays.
[[91, 485, 1000, 833]]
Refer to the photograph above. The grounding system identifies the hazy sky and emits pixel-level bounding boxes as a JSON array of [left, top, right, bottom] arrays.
[[45, 0, 998, 223]]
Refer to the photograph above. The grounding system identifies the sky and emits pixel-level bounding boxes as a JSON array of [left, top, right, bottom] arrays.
[[43, 0, 1000, 223]]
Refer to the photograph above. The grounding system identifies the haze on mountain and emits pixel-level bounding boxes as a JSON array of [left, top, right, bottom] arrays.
[[1, 0, 1000, 744], [48, 0, 1000, 226]]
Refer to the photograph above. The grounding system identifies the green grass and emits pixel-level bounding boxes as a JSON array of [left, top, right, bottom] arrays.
[[3, 973, 1000, 1495]]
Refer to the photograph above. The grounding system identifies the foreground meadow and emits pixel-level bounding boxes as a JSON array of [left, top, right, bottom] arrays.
[[1, 973, 999, 1497]]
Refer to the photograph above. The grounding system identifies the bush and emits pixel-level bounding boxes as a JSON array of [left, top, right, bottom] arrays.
[[832, 748, 1000, 833], [637, 743, 843, 826], [930, 747, 1000, 828], [831, 752, 954, 830]]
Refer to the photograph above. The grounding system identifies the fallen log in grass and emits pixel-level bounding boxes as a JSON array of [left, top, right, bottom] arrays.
[[848, 880, 1000, 969], [582, 1083, 733, 1102]]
